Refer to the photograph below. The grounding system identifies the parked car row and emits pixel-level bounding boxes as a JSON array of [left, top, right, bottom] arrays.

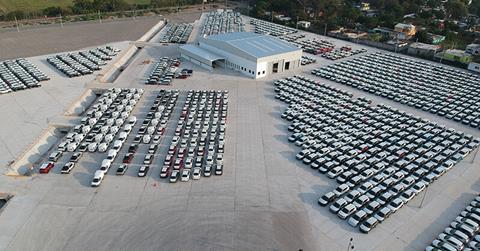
[[201, 10, 244, 37], [273, 75, 479, 234], [0, 58, 49, 94], [320, 47, 367, 60], [312, 52, 480, 129], [293, 38, 335, 55], [114, 89, 179, 184], [40, 88, 143, 174], [161, 90, 229, 183], [250, 17, 298, 37], [300, 55, 317, 66], [426, 194, 480, 251], [47, 46, 119, 78], [145, 57, 181, 85], [159, 23, 193, 43]]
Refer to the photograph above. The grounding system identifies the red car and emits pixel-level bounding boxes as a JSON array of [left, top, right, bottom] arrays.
[[157, 127, 165, 135], [173, 159, 183, 170], [123, 153, 134, 164], [39, 162, 55, 174]]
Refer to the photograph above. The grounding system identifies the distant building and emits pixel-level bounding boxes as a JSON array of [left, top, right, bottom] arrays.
[[274, 15, 292, 22], [179, 32, 302, 79], [466, 44, 480, 55], [408, 42, 442, 57], [468, 62, 480, 73], [370, 27, 394, 40], [434, 49, 472, 64], [358, 2, 370, 11], [394, 23, 416, 39], [297, 21, 311, 29]]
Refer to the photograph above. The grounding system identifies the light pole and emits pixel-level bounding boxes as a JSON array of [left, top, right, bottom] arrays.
[[14, 16, 20, 32], [347, 237, 354, 251]]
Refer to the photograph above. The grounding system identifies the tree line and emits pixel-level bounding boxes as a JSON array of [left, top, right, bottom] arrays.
[[0, 0, 205, 21]]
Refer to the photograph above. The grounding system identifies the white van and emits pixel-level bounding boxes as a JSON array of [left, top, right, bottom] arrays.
[[58, 141, 69, 152], [100, 159, 112, 173], [106, 149, 117, 161], [115, 118, 124, 127], [104, 134, 114, 143], [74, 133, 84, 143], [111, 111, 120, 119], [82, 125, 91, 134], [118, 132, 128, 142], [112, 140, 123, 150], [109, 126, 119, 135], [91, 170, 104, 187], [143, 135, 151, 144], [123, 124, 132, 134], [101, 125, 110, 134], [147, 126, 155, 135], [67, 142, 78, 152], [128, 116, 137, 125], [98, 142, 108, 152], [88, 142, 98, 152], [66, 132, 76, 140], [95, 134, 104, 143], [88, 118, 97, 126]]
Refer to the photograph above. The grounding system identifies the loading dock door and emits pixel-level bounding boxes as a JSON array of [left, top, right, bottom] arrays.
[[273, 63, 278, 73]]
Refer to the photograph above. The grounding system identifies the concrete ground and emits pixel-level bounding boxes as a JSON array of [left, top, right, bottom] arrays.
[[0, 41, 131, 169], [0, 13, 478, 251]]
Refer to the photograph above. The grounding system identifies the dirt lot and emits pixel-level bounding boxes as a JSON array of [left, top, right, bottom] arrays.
[[0, 18, 161, 60], [0, 10, 202, 60]]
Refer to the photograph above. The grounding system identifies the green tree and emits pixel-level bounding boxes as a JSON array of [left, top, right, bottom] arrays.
[[414, 30, 429, 43], [444, 0, 467, 19]]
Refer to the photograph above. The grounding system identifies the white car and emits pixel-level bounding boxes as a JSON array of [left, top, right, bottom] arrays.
[[192, 168, 201, 180], [91, 170, 105, 187], [100, 159, 112, 173], [181, 169, 191, 182], [60, 162, 75, 174]]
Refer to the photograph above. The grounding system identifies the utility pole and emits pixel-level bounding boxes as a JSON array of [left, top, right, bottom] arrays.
[[14, 16, 20, 32], [133, 4, 137, 20]]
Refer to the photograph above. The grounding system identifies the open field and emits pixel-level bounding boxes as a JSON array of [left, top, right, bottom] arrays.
[[0, 0, 150, 13]]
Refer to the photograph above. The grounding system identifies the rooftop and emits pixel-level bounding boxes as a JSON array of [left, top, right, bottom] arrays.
[[204, 32, 301, 59], [409, 42, 441, 50]]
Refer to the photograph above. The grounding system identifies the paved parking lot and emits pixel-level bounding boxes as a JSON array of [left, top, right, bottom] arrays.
[[0, 15, 479, 251]]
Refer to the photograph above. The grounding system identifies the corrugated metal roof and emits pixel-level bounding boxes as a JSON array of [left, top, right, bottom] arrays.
[[205, 32, 301, 59], [179, 44, 224, 63]]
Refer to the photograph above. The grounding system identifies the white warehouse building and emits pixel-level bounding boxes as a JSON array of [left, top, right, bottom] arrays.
[[179, 32, 302, 79]]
